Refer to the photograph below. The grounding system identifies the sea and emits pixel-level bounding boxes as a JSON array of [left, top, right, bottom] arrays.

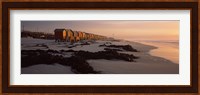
[[136, 40, 179, 64]]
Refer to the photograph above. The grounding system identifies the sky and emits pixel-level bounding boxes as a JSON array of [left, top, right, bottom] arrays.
[[21, 21, 179, 41]]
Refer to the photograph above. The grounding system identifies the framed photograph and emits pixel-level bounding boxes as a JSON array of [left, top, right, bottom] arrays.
[[2, 1, 198, 93]]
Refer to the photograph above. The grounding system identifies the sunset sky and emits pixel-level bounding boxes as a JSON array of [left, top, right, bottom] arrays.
[[21, 21, 179, 41]]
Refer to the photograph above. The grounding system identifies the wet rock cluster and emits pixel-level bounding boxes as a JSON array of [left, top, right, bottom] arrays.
[[74, 50, 138, 62], [22, 50, 99, 74], [22, 50, 63, 67], [81, 42, 90, 45], [99, 44, 138, 52], [104, 48, 122, 52], [35, 44, 49, 48], [21, 44, 139, 74]]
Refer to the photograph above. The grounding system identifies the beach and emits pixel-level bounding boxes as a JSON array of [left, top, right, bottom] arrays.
[[21, 38, 179, 74], [88, 40, 179, 74]]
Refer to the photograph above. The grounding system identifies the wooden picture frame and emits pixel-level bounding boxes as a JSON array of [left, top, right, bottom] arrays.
[[1, 1, 198, 94]]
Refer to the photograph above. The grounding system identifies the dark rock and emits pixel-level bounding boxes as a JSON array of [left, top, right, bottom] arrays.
[[100, 44, 138, 52], [81, 42, 90, 45], [21, 48, 139, 74], [74, 50, 138, 62], [104, 48, 122, 52], [21, 50, 100, 74], [47, 49, 59, 53]]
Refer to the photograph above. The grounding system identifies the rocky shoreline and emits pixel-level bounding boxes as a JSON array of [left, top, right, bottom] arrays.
[[21, 44, 139, 74]]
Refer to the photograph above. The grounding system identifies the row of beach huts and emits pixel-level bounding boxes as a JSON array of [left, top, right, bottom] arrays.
[[54, 29, 107, 43]]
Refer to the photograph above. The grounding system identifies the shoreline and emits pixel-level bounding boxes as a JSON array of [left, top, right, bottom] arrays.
[[87, 40, 178, 74], [114, 40, 177, 64], [131, 40, 179, 64]]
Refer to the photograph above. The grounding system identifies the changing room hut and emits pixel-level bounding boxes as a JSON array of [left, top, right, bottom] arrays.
[[73, 31, 80, 42], [54, 29, 74, 42], [54, 29, 67, 42]]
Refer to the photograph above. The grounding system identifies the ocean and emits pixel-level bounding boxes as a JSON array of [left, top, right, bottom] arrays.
[[136, 40, 179, 64]]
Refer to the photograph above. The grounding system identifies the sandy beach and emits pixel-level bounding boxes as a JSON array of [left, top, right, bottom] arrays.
[[21, 38, 179, 74], [88, 40, 179, 74]]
